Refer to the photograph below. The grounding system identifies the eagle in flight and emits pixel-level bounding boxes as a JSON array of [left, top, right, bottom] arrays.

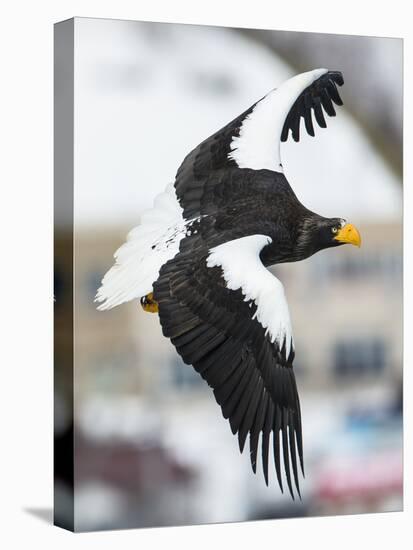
[[96, 68, 361, 499]]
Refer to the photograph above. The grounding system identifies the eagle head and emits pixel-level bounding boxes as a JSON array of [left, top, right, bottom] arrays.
[[296, 215, 361, 259]]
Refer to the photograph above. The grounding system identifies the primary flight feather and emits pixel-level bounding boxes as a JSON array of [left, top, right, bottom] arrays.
[[96, 68, 361, 499]]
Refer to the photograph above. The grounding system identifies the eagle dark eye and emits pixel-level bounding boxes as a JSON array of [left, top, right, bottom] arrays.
[[331, 227, 338, 234]]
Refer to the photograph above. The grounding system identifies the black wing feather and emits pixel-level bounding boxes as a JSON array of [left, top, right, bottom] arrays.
[[273, 412, 283, 493], [313, 97, 327, 128], [304, 106, 315, 137], [261, 398, 274, 485], [321, 88, 336, 116], [250, 392, 268, 473], [328, 79, 344, 106], [282, 409, 294, 499]]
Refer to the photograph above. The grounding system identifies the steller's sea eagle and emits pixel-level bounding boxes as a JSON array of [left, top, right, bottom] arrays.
[[96, 68, 361, 499]]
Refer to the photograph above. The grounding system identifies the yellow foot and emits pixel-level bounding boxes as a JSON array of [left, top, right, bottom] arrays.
[[140, 292, 159, 313]]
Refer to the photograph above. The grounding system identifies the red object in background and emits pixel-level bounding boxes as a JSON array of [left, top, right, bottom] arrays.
[[75, 434, 195, 492], [315, 452, 402, 502]]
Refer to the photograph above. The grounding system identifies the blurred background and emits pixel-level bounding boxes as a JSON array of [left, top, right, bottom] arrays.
[[54, 17, 403, 531]]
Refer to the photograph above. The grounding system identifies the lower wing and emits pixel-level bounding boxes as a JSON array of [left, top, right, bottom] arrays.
[[153, 233, 303, 498]]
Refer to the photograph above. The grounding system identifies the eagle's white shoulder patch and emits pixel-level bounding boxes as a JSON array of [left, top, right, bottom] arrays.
[[206, 235, 294, 357]]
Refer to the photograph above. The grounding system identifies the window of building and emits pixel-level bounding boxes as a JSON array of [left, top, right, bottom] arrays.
[[333, 338, 387, 379]]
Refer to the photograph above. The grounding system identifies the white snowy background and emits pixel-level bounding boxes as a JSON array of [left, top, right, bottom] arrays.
[[73, 19, 402, 228]]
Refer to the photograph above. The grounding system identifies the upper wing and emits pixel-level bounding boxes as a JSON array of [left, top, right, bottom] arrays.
[[153, 234, 303, 498], [174, 68, 344, 219]]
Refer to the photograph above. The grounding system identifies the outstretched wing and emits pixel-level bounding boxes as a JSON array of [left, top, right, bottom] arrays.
[[153, 234, 303, 498], [174, 68, 344, 219]]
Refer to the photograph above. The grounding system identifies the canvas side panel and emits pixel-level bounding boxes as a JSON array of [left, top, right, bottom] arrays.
[[54, 17, 75, 532]]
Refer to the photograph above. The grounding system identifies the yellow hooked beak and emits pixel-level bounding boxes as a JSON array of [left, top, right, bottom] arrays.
[[334, 223, 361, 247]]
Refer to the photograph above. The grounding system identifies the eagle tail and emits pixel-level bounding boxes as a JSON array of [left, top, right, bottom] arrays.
[[95, 183, 184, 311]]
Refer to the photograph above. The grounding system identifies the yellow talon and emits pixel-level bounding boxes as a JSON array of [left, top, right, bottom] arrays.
[[140, 292, 159, 313]]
